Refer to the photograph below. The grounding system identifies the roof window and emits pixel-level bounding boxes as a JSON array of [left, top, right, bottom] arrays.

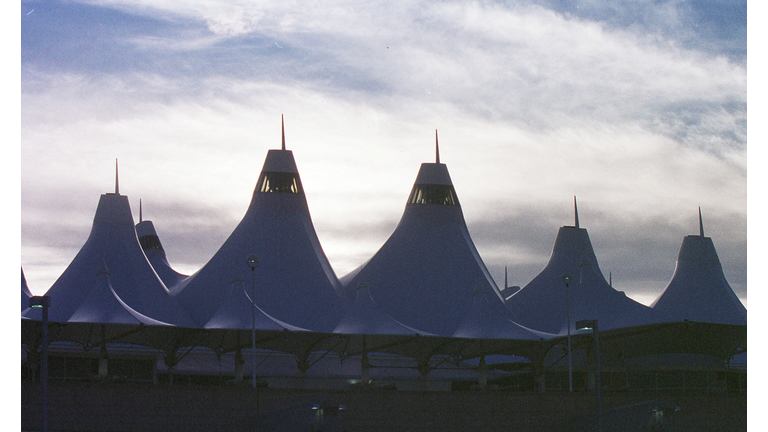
[[257, 171, 304, 194], [138, 234, 163, 251], [408, 184, 459, 206]]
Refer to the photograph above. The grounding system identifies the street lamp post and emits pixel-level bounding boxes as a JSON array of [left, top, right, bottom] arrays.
[[246, 255, 259, 390], [576, 319, 602, 432], [30, 295, 51, 432], [562, 273, 573, 393]]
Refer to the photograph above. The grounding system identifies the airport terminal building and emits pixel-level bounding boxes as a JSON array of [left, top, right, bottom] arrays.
[[21, 123, 746, 431]]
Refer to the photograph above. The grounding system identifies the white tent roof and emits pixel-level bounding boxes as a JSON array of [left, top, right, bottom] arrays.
[[341, 137, 505, 337], [172, 123, 345, 331], [506, 199, 666, 335], [23, 175, 196, 327], [651, 210, 746, 325]]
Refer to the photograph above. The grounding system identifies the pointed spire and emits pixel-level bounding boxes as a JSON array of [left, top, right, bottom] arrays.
[[139, 199, 143, 223], [504, 266, 508, 289], [573, 196, 580, 228], [114, 159, 120, 195], [698, 207, 705, 237], [435, 129, 440, 164], [281, 114, 286, 151]]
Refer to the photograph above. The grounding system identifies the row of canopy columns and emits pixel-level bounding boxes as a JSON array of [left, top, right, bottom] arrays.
[[23, 320, 744, 391], [156, 346, 498, 389]]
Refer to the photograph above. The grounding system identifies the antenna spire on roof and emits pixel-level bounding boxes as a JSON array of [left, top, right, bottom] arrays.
[[699, 206, 704, 237], [435, 129, 440, 164], [115, 159, 120, 195], [573, 196, 580, 228], [281, 114, 286, 151]]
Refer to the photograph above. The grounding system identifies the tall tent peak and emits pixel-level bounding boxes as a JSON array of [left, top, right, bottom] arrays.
[[574, 196, 580, 228], [172, 143, 344, 331], [281, 114, 286, 151], [651, 217, 745, 325], [339, 140, 504, 335], [435, 129, 440, 164], [699, 207, 705, 237]]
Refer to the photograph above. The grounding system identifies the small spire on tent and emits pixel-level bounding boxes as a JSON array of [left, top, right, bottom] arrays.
[[115, 159, 120, 195], [698, 207, 704, 237], [139, 199, 143, 223], [281, 114, 286, 151], [609, 271, 612, 287], [504, 266, 508, 289], [435, 130, 440, 164], [573, 196, 580, 228]]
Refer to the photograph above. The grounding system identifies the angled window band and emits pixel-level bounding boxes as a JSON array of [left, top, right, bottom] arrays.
[[257, 171, 304, 194], [408, 183, 459, 206]]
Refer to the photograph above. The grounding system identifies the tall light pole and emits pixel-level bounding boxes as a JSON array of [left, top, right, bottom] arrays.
[[30, 295, 51, 432], [562, 273, 573, 393], [246, 255, 259, 389], [576, 319, 602, 432]]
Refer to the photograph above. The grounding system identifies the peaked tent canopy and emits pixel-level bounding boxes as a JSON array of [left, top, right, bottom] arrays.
[[341, 133, 505, 337], [506, 198, 665, 335], [651, 209, 747, 325], [135, 201, 188, 288], [22, 165, 196, 327], [171, 118, 345, 332]]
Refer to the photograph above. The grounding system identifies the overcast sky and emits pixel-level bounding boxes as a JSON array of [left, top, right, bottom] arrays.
[[19, 0, 748, 308]]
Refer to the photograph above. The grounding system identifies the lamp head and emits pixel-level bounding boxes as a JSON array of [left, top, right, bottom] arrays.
[[246, 255, 259, 269], [562, 274, 572, 286], [29, 295, 51, 309], [576, 319, 597, 331]]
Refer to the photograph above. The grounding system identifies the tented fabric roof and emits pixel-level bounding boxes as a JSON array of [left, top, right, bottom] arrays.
[[506, 224, 666, 335], [651, 233, 746, 325], [171, 148, 345, 332], [341, 161, 506, 337], [23, 192, 196, 327]]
